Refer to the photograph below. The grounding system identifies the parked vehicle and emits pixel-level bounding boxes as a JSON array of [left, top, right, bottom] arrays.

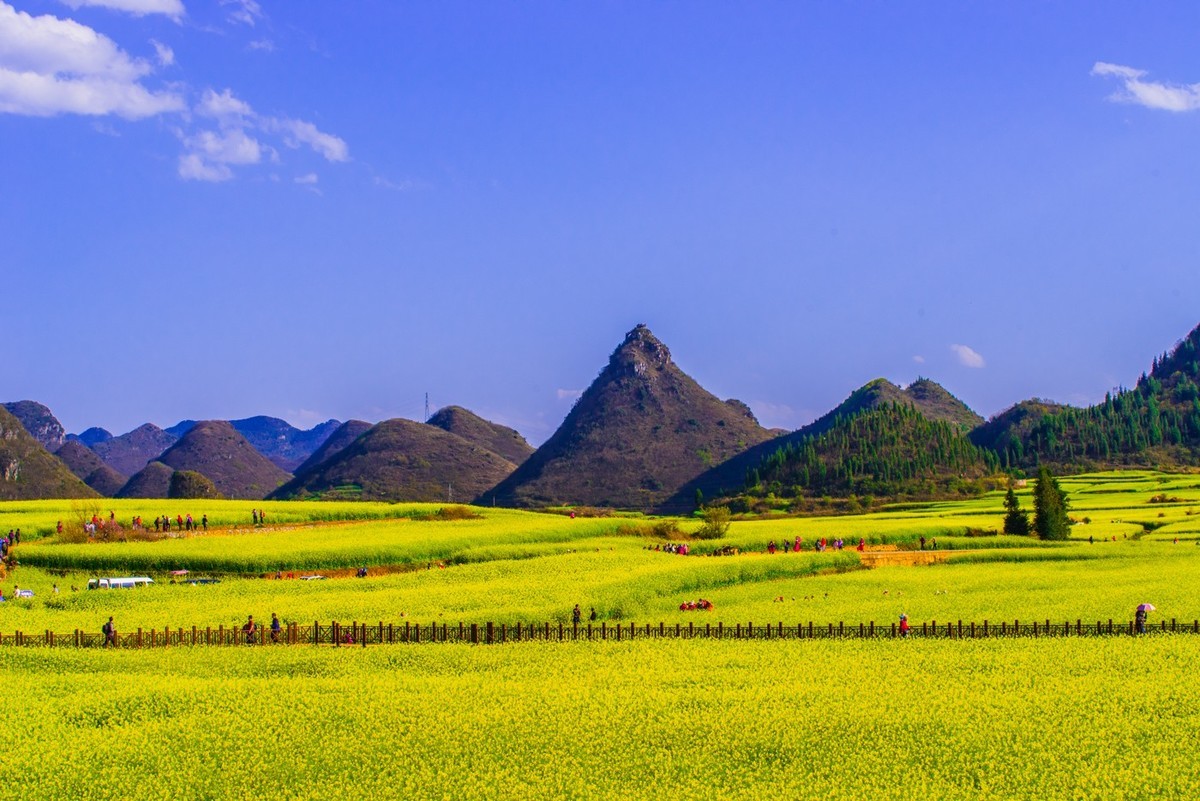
[[86, 577, 154, 590]]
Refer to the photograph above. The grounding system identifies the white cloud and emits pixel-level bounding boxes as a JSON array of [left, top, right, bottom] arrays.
[[1092, 61, 1200, 112], [246, 38, 274, 53], [196, 87, 252, 123], [185, 128, 261, 164], [266, 116, 349, 162], [912, 355, 926, 364], [0, 2, 181, 118], [180, 88, 348, 180], [151, 39, 173, 67], [950, 344, 985, 369], [556, 388, 583, 401], [294, 172, 317, 184], [177, 152, 231, 181], [220, 0, 262, 27], [62, 0, 185, 20], [0, 4, 347, 182]]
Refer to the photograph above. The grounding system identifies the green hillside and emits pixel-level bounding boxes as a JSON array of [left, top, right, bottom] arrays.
[[975, 324, 1200, 471], [747, 402, 1001, 500]]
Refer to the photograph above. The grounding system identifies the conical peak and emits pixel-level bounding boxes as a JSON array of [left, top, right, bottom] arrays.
[[612, 324, 671, 374]]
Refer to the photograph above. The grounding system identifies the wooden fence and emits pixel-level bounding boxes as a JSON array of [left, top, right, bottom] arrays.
[[2, 618, 1198, 649]]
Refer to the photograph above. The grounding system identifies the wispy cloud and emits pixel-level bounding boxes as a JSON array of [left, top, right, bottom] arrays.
[[0, 2, 183, 118], [150, 39, 174, 67], [265, 117, 348, 162], [62, 0, 184, 21], [1092, 62, 1200, 112], [912, 355, 926, 365], [246, 38, 274, 53], [294, 173, 318, 185], [181, 87, 347, 181], [950, 344, 985, 369], [220, 0, 262, 27], [556, 388, 583, 401]]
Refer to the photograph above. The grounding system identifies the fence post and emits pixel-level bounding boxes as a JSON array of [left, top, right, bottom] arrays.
[[869, 621, 874, 638], [487, 622, 494, 644], [983, 620, 989, 637], [859, 622, 864, 638], [736, 623, 741, 639], [970, 622, 976, 638], [1172, 618, 1177, 633], [718, 621, 723, 638], [838, 621, 843, 637], [470, 623, 478, 644]]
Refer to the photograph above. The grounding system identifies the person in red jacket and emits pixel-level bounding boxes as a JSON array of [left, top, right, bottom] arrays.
[[899, 614, 910, 638]]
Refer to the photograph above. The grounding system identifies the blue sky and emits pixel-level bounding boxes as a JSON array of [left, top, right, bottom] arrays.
[[4, 1, 1200, 443]]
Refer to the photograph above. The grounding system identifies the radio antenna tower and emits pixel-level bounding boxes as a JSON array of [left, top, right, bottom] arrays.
[[425, 392, 430, 422]]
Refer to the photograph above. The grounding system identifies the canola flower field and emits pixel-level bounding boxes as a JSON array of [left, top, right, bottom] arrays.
[[3, 470, 1200, 799], [4, 638, 1199, 800]]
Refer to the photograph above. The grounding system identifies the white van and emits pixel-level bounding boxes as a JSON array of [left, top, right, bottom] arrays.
[[86, 577, 154, 590]]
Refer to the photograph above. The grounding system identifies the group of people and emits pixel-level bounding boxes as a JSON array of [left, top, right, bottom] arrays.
[[765, 537, 850, 553], [679, 598, 714, 611], [251, 510, 269, 525], [240, 613, 284, 644], [571, 604, 599, 624], [75, 511, 210, 539], [1, 528, 18, 563], [648, 542, 690, 555]]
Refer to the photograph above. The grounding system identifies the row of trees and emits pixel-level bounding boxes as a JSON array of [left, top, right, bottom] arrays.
[[1002, 466, 1070, 540]]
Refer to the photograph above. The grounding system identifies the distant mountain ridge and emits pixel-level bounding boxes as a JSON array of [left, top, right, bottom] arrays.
[[291, 420, 373, 476], [91, 424, 178, 477], [165, 416, 340, 471], [486, 325, 772, 510], [157, 421, 292, 500], [427, 406, 534, 466], [272, 418, 515, 502], [0, 406, 95, 500], [3, 401, 66, 451]]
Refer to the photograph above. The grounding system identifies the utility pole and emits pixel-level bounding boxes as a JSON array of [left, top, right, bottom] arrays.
[[447, 482, 453, 503], [425, 392, 430, 422]]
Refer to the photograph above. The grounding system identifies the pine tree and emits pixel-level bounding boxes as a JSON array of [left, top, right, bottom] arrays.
[[1032, 466, 1071, 540], [1002, 486, 1030, 536]]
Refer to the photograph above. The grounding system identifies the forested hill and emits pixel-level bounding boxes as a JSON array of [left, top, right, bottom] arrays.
[[976, 324, 1200, 471], [748, 403, 1000, 498]]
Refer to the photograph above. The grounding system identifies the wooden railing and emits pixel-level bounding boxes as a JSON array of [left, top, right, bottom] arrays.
[[1, 617, 1197, 648]]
